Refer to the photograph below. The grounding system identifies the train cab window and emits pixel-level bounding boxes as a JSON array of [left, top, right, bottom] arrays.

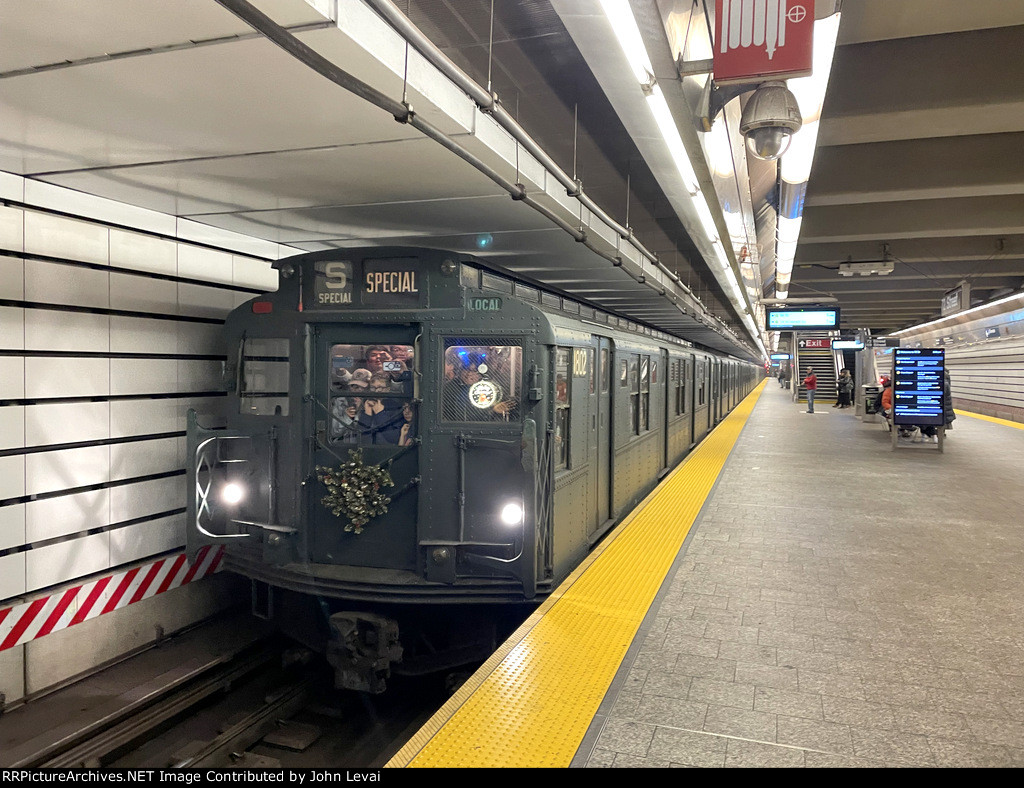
[[239, 337, 290, 416], [554, 348, 570, 469], [601, 348, 610, 393], [442, 343, 522, 423], [328, 343, 415, 446]]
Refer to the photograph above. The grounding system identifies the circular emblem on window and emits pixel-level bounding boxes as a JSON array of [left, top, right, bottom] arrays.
[[468, 380, 500, 409]]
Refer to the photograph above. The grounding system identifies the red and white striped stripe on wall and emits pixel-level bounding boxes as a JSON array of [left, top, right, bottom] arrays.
[[0, 546, 224, 652]]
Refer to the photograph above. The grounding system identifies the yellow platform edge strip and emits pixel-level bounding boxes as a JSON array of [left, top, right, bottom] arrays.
[[953, 409, 1024, 430], [387, 380, 767, 768]]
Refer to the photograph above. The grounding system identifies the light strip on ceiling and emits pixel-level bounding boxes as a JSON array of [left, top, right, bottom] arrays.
[[599, 0, 759, 352], [774, 12, 841, 301], [887, 291, 1024, 336]]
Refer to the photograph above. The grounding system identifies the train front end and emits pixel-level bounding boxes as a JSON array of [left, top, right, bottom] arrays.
[[186, 249, 546, 691]]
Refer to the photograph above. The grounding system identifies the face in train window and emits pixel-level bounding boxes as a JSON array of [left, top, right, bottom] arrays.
[[442, 344, 522, 422], [328, 343, 415, 446], [329, 344, 414, 395]]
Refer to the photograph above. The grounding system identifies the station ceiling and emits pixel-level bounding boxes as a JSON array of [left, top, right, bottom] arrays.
[[2, 0, 1022, 353]]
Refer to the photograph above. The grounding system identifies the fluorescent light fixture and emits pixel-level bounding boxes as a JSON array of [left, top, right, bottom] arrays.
[[598, 0, 653, 84], [646, 87, 700, 194], [889, 291, 1024, 336], [774, 13, 840, 303]]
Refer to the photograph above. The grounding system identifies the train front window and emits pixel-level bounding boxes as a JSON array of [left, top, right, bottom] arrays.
[[240, 338, 290, 416], [442, 343, 522, 423], [328, 343, 416, 446]]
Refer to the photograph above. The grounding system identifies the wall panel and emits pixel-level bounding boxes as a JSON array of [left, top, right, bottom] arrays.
[[109, 476, 185, 524], [25, 489, 110, 543], [0, 504, 25, 552], [25, 532, 110, 593], [25, 310, 109, 352], [24, 356, 109, 399], [25, 401, 110, 446], [0, 305, 24, 348], [109, 514, 185, 566], [25, 258, 109, 308], [0, 254, 25, 297]]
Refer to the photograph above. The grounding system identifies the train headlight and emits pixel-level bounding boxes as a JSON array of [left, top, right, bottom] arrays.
[[221, 482, 245, 506], [500, 502, 524, 526]]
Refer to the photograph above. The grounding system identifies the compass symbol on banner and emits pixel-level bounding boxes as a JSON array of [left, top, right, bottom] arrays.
[[787, 5, 807, 24]]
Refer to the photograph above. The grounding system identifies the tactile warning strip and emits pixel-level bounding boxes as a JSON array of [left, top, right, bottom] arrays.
[[954, 409, 1024, 430], [387, 381, 766, 768]]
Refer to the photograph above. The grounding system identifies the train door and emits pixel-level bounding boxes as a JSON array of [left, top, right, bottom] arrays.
[[660, 348, 670, 472], [593, 336, 612, 530], [312, 328, 420, 570], [712, 358, 720, 423]]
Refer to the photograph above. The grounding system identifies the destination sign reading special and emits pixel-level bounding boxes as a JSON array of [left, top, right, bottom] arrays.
[[362, 257, 423, 307], [309, 258, 423, 309]]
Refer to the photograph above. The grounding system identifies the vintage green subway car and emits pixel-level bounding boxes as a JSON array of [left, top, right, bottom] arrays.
[[187, 247, 759, 691]]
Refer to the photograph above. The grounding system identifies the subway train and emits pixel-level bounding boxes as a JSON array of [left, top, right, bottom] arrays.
[[186, 247, 761, 692]]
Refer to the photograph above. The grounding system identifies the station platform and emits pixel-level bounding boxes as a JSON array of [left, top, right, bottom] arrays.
[[387, 380, 1024, 768]]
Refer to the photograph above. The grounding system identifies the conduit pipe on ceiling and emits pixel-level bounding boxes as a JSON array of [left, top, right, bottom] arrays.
[[364, 0, 697, 298], [214, 0, 749, 352]]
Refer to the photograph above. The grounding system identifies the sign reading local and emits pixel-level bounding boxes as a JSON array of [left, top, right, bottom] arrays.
[[766, 308, 840, 330], [713, 0, 815, 84], [769, 353, 791, 360], [892, 348, 945, 427]]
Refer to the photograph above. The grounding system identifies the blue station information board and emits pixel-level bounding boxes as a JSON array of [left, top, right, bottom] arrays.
[[893, 348, 945, 426]]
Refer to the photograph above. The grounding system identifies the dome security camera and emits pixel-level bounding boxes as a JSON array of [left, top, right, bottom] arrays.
[[739, 81, 802, 161]]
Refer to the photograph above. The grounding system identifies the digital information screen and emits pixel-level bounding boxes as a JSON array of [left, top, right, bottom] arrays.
[[770, 353, 791, 360], [766, 308, 840, 331], [893, 348, 945, 426]]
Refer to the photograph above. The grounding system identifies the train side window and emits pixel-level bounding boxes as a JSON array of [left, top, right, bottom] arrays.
[[601, 348, 610, 393], [640, 355, 650, 431], [588, 348, 595, 395], [240, 337, 290, 416], [629, 354, 640, 435], [554, 347, 570, 469], [681, 360, 688, 415], [619, 359, 628, 387]]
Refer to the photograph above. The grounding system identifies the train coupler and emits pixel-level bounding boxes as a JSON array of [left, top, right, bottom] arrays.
[[326, 612, 403, 694]]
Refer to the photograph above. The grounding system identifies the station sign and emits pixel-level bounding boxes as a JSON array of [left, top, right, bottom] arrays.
[[713, 0, 815, 85], [832, 339, 864, 350], [766, 307, 840, 331], [798, 338, 831, 349], [892, 348, 945, 427], [941, 282, 970, 316]]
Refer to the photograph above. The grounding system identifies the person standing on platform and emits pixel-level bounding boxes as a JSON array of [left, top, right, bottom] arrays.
[[803, 367, 817, 413], [835, 368, 854, 409]]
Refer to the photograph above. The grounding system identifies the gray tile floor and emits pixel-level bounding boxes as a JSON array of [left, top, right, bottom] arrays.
[[574, 383, 1024, 767]]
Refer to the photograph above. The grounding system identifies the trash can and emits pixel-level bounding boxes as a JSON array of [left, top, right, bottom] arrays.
[[863, 385, 881, 422]]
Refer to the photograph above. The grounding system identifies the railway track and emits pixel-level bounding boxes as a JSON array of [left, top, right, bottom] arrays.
[[1, 617, 455, 769]]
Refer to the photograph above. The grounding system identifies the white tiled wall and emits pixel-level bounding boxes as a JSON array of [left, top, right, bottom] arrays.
[[0, 175, 282, 606]]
